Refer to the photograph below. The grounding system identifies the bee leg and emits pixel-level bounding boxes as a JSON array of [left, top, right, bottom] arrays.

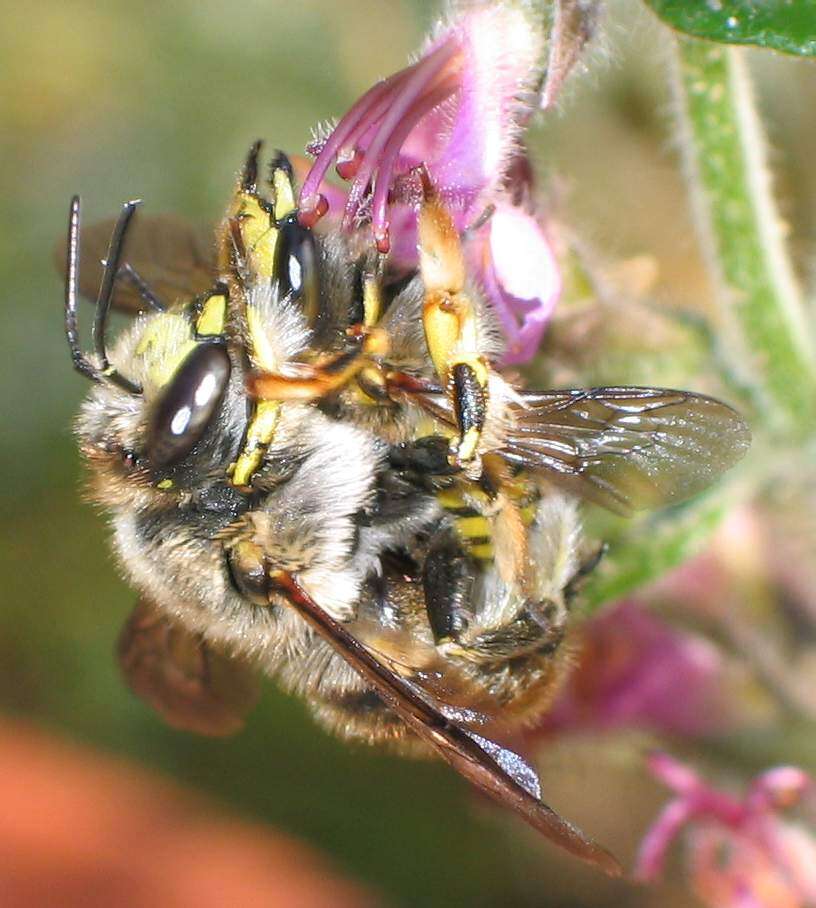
[[226, 540, 272, 606], [564, 543, 607, 603], [422, 532, 477, 646], [247, 327, 388, 402], [418, 194, 490, 468], [449, 600, 568, 662], [115, 263, 166, 312], [118, 598, 260, 737]]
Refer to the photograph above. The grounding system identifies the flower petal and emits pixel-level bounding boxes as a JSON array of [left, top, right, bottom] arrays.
[[474, 201, 561, 364], [637, 756, 816, 907], [538, 602, 730, 737], [299, 5, 544, 252], [689, 826, 803, 908], [634, 797, 695, 881], [423, 7, 544, 200]]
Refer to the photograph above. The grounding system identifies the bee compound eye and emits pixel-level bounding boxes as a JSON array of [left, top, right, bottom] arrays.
[[274, 213, 319, 323], [147, 343, 231, 468], [121, 449, 138, 471]]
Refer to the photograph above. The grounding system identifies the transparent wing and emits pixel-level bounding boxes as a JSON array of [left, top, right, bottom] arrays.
[[55, 212, 216, 313], [117, 598, 260, 736], [502, 387, 751, 516], [400, 380, 750, 516]]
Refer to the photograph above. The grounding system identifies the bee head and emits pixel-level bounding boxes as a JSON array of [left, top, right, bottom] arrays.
[[63, 196, 251, 509], [74, 295, 248, 508], [64, 146, 346, 511]]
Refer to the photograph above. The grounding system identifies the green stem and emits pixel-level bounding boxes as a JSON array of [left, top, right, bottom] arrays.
[[670, 37, 816, 434], [581, 482, 736, 614]]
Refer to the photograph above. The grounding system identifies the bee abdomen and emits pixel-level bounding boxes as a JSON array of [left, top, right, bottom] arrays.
[[435, 487, 493, 563], [435, 473, 541, 565]]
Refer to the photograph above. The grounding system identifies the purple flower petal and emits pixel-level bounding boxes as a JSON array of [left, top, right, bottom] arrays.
[[635, 796, 695, 881], [646, 752, 705, 796], [748, 767, 813, 814], [299, 6, 544, 252], [473, 201, 561, 364], [298, 4, 567, 364], [539, 601, 730, 737]]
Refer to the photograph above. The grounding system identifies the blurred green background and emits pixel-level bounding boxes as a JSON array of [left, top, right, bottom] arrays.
[[2, 1, 816, 905]]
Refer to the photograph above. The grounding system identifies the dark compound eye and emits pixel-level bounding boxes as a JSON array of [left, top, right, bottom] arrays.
[[121, 449, 138, 471], [147, 343, 231, 468], [274, 213, 319, 324]]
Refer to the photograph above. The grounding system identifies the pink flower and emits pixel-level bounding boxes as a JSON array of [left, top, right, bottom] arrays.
[[540, 601, 731, 738], [297, 4, 567, 364], [636, 753, 816, 908], [469, 199, 561, 364]]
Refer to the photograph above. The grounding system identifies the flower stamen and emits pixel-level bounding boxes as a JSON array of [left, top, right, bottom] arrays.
[[368, 77, 458, 252], [299, 36, 462, 244]]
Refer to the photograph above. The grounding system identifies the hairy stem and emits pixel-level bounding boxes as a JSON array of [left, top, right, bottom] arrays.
[[670, 37, 816, 434], [581, 483, 741, 614]]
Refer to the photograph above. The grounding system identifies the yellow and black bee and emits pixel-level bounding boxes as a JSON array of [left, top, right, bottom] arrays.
[[63, 143, 749, 874]]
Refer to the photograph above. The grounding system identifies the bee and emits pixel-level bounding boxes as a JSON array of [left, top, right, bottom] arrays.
[[63, 143, 749, 875]]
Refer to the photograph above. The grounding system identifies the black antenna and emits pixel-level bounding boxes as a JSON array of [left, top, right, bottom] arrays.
[[241, 140, 263, 192], [64, 196, 101, 383], [64, 196, 143, 395], [92, 200, 142, 394]]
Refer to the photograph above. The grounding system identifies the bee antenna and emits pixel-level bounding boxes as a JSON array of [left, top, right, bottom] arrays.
[[64, 196, 103, 384], [92, 199, 143, 395], [241, 140, 263, 192]]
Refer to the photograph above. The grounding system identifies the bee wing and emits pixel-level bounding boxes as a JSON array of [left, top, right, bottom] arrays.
[[273, 573, 621, 877], [117, 598, 260, 737], [403, 382, 750, 517], [55, 212, 216, 313], [502, 387, 750, 516]]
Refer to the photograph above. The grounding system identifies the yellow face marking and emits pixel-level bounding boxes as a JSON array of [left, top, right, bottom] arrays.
[[232, 193, 278, 278], [196, 293, 227, 337], [156, 478, 174, 490], [230, 399, 281, 488], [136, 313, 197, 388]]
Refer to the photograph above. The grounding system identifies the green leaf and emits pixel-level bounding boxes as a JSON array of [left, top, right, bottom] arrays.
[[643, 1, 816, 57], [579, 485, 737, 614]]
